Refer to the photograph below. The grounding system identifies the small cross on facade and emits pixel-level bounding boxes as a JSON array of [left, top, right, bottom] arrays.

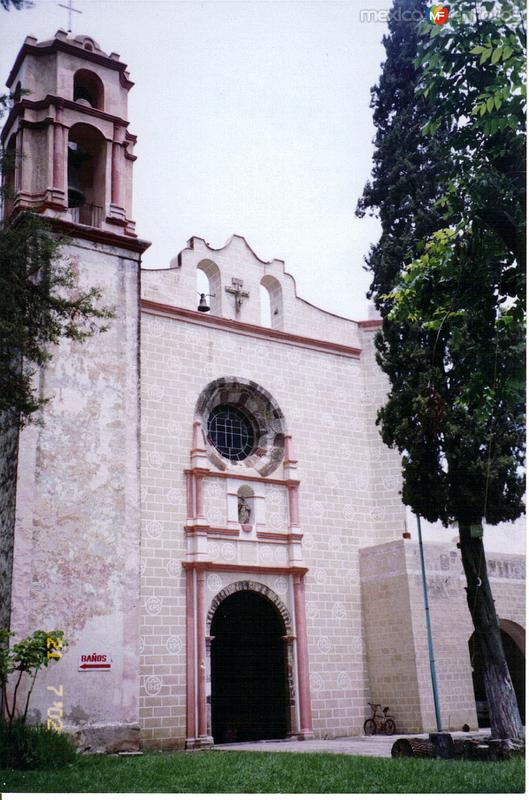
[[58, 0, 82, 34]]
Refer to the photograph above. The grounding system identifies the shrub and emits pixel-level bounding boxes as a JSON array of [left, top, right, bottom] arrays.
[[0, 720, 77, 770]]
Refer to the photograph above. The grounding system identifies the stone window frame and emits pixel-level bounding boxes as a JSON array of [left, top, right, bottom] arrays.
[[195, 377, 286, 476]]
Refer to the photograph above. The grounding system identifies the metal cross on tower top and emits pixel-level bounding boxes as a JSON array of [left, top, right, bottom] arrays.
[[58, 0, 82, 34]]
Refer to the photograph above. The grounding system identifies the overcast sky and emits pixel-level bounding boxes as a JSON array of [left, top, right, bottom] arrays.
[[2, 0, 394, 319]]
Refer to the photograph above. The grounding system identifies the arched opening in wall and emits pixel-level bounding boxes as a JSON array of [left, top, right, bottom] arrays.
[[2, 135, 16, 220], [237, 485, 254, 530], [197, 259, 221, 315], [67, 123, 106, 227], [73, 69, 104, 110], [260, 275, 283, 329], [468, 622, 525, 727], [211, 590, 289, 743]]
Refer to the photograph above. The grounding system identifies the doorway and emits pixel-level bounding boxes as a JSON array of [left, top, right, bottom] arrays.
[[211, 590, 289, 743]]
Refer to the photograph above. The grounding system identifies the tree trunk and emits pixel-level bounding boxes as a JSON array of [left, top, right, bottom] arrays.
[[0, 409, 20, 630], [458, 522, 523, 740]]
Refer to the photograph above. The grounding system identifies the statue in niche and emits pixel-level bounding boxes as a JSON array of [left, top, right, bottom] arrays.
[[238, 498, 251, 525]]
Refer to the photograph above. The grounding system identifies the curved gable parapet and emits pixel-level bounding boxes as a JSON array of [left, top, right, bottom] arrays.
[[141, 233, 366, 350]]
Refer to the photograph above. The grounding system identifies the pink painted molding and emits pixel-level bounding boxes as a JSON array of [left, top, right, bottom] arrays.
[[142, 299, 362, 359], [293, 574, 313, 735], [185, 525, 240, 537], [257, 531, 303, 543], [184, 525, 303, 542], [184, 467, 299, 488], [182, 561, 308, 576], [358, 319, 383, 330], [7, 39, 134, 90], [185, 569, 196, 741]]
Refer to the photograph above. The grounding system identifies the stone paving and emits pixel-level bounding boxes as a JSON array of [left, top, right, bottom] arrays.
[[214, 729, 492, 758]]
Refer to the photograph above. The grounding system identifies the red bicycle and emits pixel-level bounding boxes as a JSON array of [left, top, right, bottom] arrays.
[[363, 703, 396, 735]]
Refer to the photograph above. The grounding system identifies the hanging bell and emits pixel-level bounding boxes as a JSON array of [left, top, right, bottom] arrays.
[[197, 293, 210, 313]]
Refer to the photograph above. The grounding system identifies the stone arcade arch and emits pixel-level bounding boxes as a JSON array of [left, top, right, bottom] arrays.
[[207, 581, 294, 743], [468, 619, 525, 726]]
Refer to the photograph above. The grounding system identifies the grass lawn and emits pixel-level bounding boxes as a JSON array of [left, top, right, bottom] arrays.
[[0, 750, 525, 794]]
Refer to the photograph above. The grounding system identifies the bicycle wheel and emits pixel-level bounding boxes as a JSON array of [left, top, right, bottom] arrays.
[[363, 718, 376, 735], [384, 717, 396, 735]]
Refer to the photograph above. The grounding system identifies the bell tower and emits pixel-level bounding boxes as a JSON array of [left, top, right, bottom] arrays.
[[2, 32, 149, 753], [2, 29, 141, 240]]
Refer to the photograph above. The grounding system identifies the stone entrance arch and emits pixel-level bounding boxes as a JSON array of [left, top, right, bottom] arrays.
[[206, 581, 295, 743], [207, 580, 292, 634]]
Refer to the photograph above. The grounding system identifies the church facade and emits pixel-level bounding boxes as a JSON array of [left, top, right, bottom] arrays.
[[1, 32, 524, 753]]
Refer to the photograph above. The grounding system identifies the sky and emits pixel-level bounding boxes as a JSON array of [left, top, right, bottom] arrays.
[[1, 0, 395, 320]]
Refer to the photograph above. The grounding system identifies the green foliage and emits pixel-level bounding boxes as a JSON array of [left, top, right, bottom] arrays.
[[356, 0, 447, 309], [0, 719, 76, 770], [0, 216, 113, 425], [359, 0, 525, 737], [0, 750, 524, 793], [0, 0, 32, 10], [358, 0, 525, 527], [0, 629, 66, 726]]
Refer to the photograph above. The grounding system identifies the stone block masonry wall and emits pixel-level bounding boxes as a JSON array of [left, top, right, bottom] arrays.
[[139, 305, 402, 746], [9, 237, 142, 752], [360, 540, 525, 734], [359, 541, 423, 732]]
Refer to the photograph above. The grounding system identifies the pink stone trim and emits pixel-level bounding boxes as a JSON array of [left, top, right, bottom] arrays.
[[182, 561, 307, 576], [195, 474, 205, 519], [293, 574, 313, 735], [283, 435, 298, 465], [191, 420, 202, 451], [184, 467, 299, 488], [196, 571, 207, 738], [186, 473, 194, 519], [111, 142, 121, 206], [141, 300, 361, 360], [185, 569, 196, 741], [288, 485, 300, 528]]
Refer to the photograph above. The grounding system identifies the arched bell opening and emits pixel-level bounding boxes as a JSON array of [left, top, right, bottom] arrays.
[[260, 275, 283, 329], [468, 621, 525, 727], [67, 123, 106, 227], [196, 259, 222, 315], [210, 590, 290, 743], [73, 69, 104, 111]]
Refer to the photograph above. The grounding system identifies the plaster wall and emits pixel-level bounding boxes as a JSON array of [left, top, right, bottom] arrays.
[[9, 236, 142, 751]]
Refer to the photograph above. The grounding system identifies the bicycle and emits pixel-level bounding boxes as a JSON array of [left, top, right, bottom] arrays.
[[363, 703, 396, 735]]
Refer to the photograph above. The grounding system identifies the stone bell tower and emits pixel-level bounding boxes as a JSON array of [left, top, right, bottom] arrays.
[[1, 32, 149, 752]]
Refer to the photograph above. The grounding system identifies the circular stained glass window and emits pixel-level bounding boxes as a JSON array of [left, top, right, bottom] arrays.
[[207, 404, 256, 461]]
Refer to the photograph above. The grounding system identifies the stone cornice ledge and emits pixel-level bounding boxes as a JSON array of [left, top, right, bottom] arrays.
[[141, 299, 361, 359], [182, 561, 308, 575]]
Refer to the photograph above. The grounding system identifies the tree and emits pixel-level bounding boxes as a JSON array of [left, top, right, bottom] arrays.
[[0, 629, 66, 726], [358, 0, 525, 739], [1, 1, 32, 10], [0, 215, 113, 425]]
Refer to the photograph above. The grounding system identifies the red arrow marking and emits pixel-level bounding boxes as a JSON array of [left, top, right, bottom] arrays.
[[80, 663, 111, 670]]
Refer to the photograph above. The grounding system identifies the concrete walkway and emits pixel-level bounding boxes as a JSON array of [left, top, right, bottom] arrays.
[[214, 730, 491, 759]]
